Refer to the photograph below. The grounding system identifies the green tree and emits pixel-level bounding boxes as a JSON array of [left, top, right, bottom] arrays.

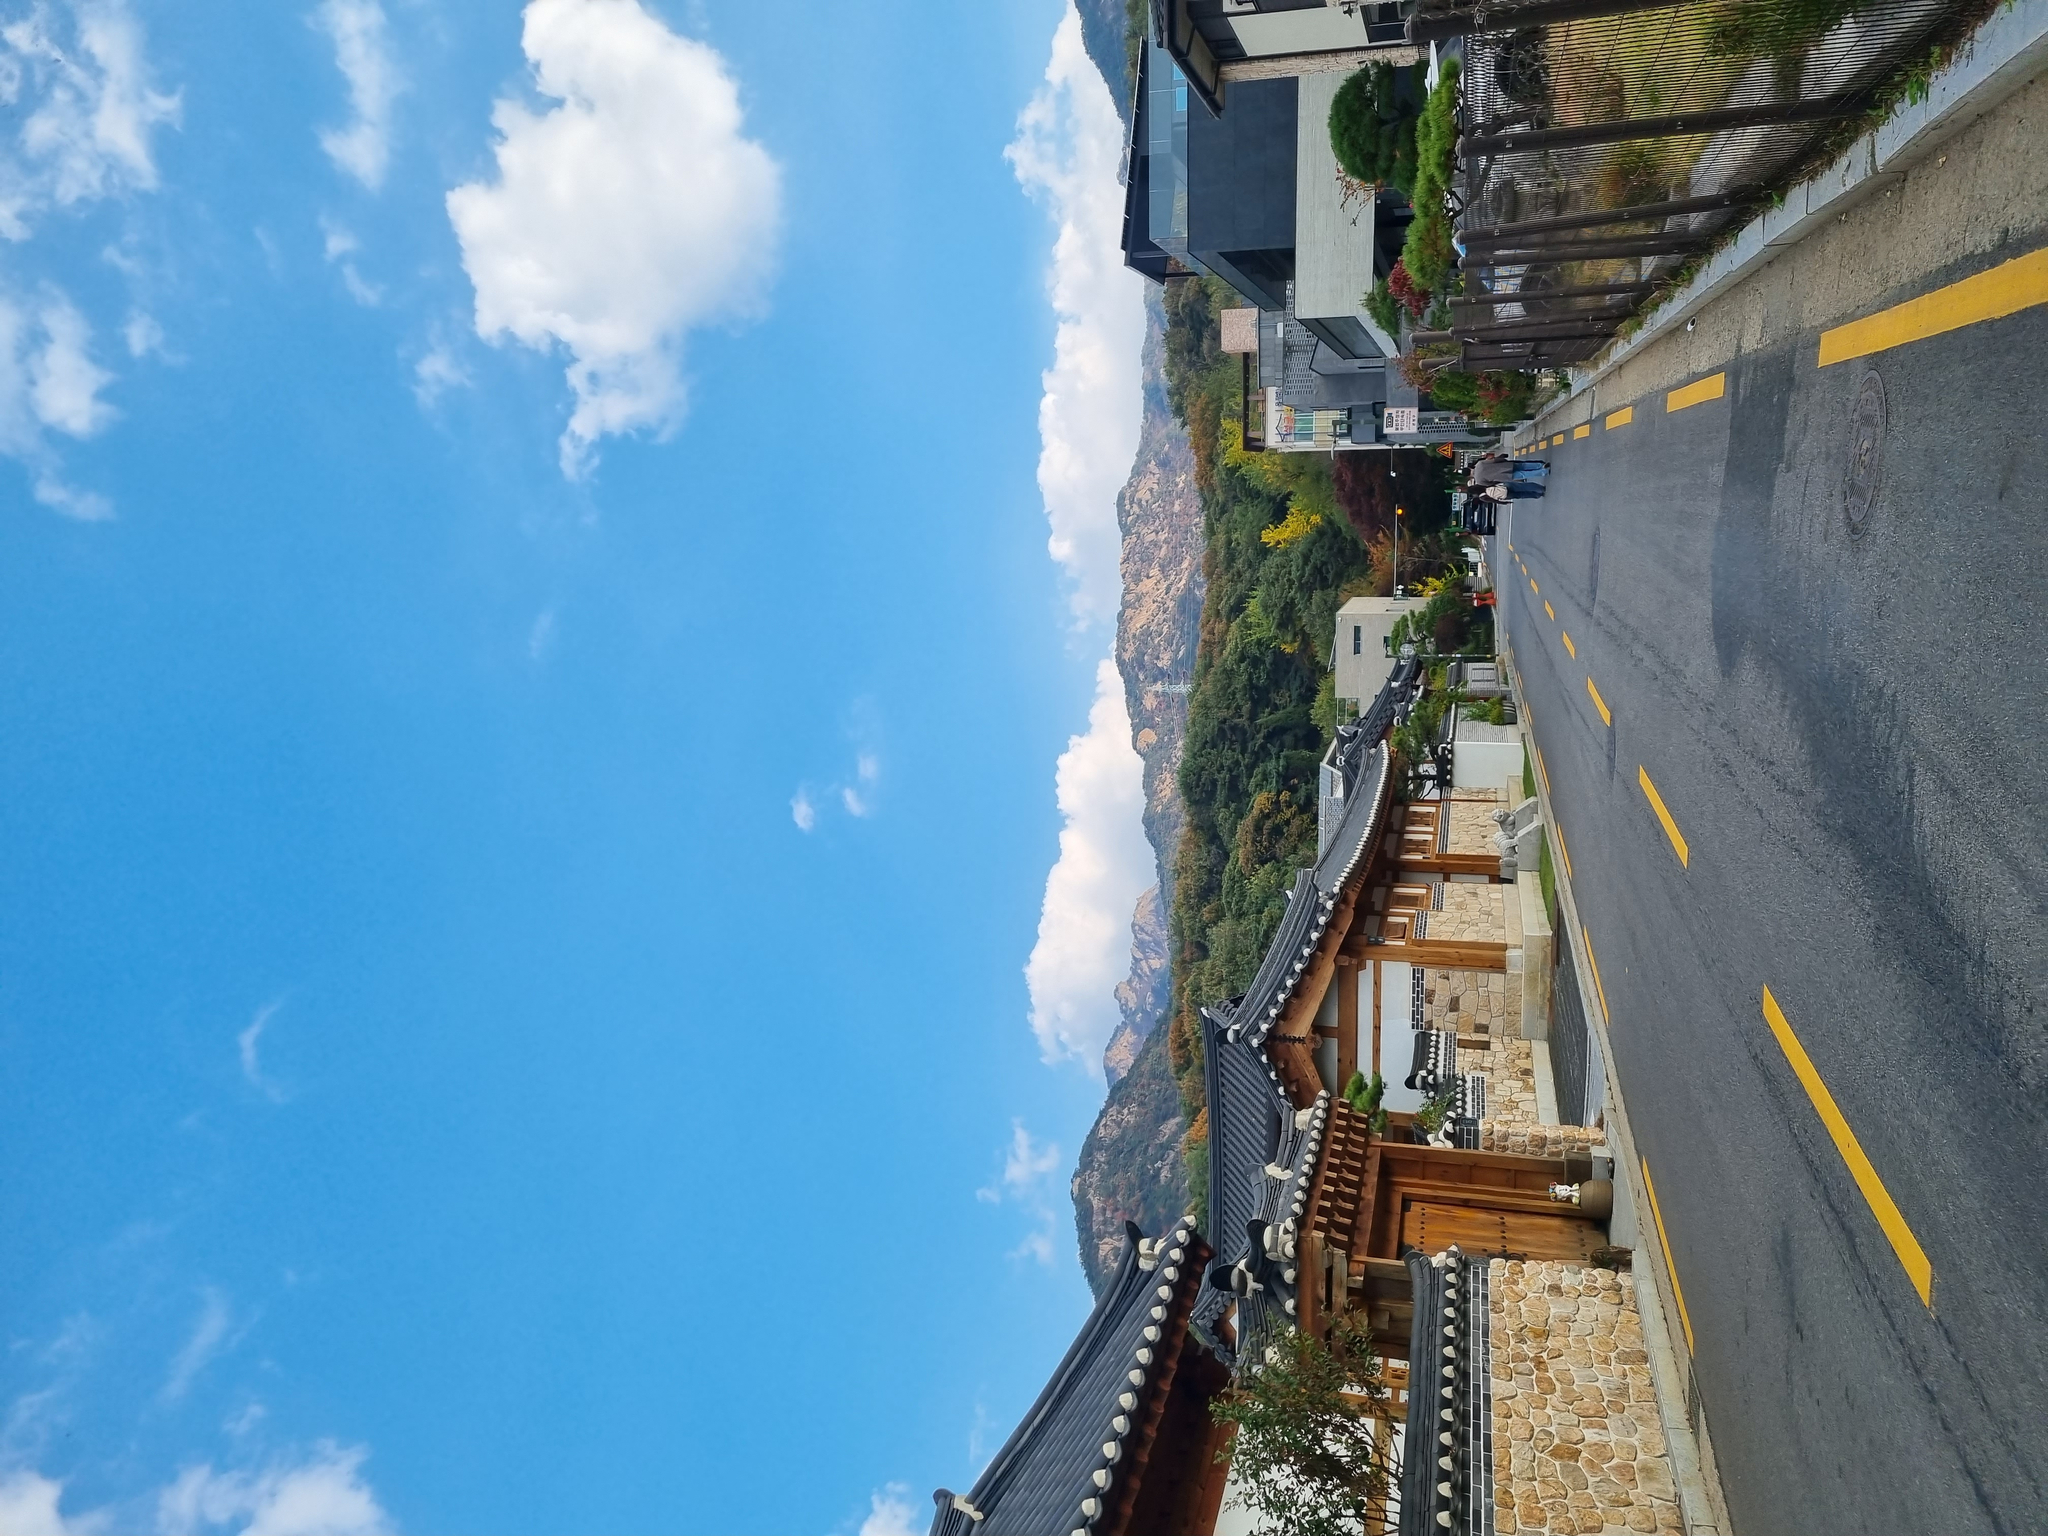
[[1329, 64, 1419, 191], [1211, 1315, 1401, 1536]]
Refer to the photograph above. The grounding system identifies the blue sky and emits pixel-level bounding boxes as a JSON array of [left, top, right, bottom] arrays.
[[0, 2, 1156, 1532]]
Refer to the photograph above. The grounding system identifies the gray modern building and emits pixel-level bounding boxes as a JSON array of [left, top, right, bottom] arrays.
[[1120, 7, 1428, 448]]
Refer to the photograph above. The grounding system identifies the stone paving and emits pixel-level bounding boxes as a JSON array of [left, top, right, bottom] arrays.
[[1490, 1260, 1681, 1535]]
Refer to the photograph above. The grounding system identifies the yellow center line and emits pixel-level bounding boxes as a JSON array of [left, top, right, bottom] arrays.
[[1642, 1161, 1696, 1354], [1583, 925, 1611, 1023], [1552, 819, 1572, 880], [1530, 578, 1539, 594], [1761, 987, 1934, 1306], [1561, 631, 1576, 658], [1819, 244, 2048, 366], [1586, 676, 1611, 726], [1573, 423, 1590, 439], [1666, 372, 1726, 413], [1544, 600, 1555, 621], [1637, 766, 1689, 868], [1605, 404, 1634, 429]]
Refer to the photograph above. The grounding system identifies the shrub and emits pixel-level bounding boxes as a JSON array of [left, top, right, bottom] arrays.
[[1364, 278, 1401, 339], [1329, 63, 1419, 191], [1707, 0, 1865, 59], [1400, 58, 1462, 293], [1478, 369, 1537, 424], [1426, 369, 1481, 413], [1387, 259, 1430, 317], [1210, 1314, 1400, 1536]]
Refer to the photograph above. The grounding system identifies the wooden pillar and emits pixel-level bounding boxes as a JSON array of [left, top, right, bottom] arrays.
[[1337, 959, 1359, 1088], [1370, 961, 1382, 1082]]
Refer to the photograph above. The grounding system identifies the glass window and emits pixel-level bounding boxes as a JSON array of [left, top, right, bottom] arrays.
[[1353, 625, 1362, 655]]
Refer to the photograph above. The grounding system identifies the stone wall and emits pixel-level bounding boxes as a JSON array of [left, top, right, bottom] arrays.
[[1429, 883, 1507, 943], [1489, 1260, 1680, 1535], [1480, 1120, 1604, 1158], [1446, 788, 1505, 853], [1463, 1034, 1539, 1124], [1423, 966, 1509, 1037]]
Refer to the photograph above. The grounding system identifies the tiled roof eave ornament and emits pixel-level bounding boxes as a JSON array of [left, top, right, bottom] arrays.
[[1397, 1246, 1491, 1536], [1233, 743, 1393, 1052], [928, 1221, 1203, 1536]]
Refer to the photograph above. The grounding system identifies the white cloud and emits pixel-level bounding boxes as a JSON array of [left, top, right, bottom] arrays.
[[1005, 5, 1145, 632], [0, 0, 180, 240], [840, 752, 879, 818], [527, 606, 557, 660], [794, 732, 881, 832], [236, 1003, 285, 1102], [155, 1443, 391, 1536], [0, 286, 116, 518], [318, 217, 381, 306], [977, 1120, 1060, 1203], [975, 1120, 1064, 1265], [312, 0, 399, 191], [411, 340, 467, 408], [160, 1289, 231, 1405], [0, 1472, 98, 1536], [445, 0, 782, 477], [1024, 659, 1151, 1069], [123, 310, 163, 357], [856, 1484, 920, 1536], [25, 293, 113, 435]]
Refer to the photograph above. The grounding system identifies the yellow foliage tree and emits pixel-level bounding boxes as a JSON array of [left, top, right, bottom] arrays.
[[1260, 502, 1322, 549]]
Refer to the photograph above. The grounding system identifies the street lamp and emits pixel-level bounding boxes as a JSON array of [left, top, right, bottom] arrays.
[[1394, 505, 1403, 597]]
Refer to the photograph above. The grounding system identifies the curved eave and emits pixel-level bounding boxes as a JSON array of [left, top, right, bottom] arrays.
[[1236, 743, 1393, 1051], [931, 1222, 1207, 1536]]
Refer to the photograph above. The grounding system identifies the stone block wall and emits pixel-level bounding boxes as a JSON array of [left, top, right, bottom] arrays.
[[1446, 789, 1504, 854], [1480, 1121, 1604, 1158], [1489, 1261, 1680, 1535], [1462, 1034, 1539, 1125], [1423, 966, 1509, 1036], [1431, 883, 1507, 943]]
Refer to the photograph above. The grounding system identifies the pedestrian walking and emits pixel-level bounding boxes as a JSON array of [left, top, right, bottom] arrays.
[[1468, 452, 1547, 486], [1483, 479, 1544, 500]]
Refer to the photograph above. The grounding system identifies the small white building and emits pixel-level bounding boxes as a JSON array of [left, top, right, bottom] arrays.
[[1332, 595, 1422, 710]]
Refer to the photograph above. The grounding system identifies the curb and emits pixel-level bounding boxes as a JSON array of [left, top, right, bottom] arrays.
[[1510, 0, 2048, 446], [1497, 629, 1735, 1536]]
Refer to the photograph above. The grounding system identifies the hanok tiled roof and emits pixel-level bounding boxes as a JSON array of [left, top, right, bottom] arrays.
[[929, 1222, 1208, 1536], [1210, 739, 1391, 1053], [1398, 1247, 1494, 1536], [1189, 1031, 1332, 1370]]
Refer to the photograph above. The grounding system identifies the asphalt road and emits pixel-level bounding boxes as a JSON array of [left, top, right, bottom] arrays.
[[1494, 244, 2048, 1536]]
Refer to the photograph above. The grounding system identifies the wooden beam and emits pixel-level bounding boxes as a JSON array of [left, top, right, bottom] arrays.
[[1342, 937, 1510, 971], [1397, 851, 1503, 878]]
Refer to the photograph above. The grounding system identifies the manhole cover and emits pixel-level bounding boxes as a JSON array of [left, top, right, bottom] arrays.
[[1844, 370, 1885, 533]]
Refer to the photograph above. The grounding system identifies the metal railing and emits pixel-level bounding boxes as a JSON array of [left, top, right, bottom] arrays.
[[1409, 0, 1976, 368], [1549, 920, 1594, 1125]]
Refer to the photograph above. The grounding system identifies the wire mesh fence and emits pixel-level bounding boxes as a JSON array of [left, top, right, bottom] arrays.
[[1415, 0, 1978, 367]]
